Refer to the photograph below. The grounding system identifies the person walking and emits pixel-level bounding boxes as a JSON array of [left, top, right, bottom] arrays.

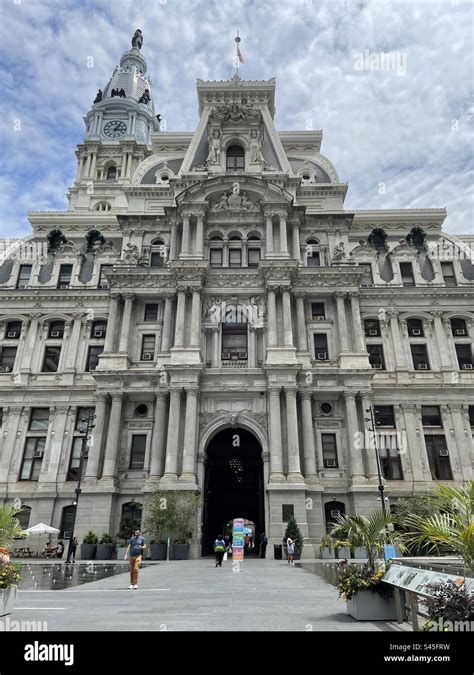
[[259, 532, 268, 559], [214, 534, 226, 567], [286, 536, 295, 566], [125, 528, 146, 589], [70, 537, 78, 563]]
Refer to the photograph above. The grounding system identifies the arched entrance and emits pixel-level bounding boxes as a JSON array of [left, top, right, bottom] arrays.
[[202, 427, 264, 555]]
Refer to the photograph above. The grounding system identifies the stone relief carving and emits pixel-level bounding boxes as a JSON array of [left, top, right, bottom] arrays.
[[211, 101, 260, 121], [212, 184, 258, 212]]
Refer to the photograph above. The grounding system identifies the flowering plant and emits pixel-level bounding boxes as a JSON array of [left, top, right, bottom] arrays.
[[336, 561, 391, 602], [0, 562, 21, 589]]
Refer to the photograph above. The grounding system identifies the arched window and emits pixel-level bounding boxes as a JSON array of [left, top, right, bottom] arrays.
[[60, 505, 75, 538], [306, 238, 321, 267], [94, 201, 112, 212], [247, 235, 261, 268], [209, 236, 223, 268], [106, 166, 117, 181], [324, 501, 346, 533], [120, 501, 142, 536], [150, 238, 166, 267], [17, 505, 31, 531], [226, 145, 245, 170]]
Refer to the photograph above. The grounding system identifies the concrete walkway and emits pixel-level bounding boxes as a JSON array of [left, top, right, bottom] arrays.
[[13, 558, 409, 631]]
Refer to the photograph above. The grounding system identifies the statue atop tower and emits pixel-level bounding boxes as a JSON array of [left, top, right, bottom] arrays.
[[131, 29, 143, 50]]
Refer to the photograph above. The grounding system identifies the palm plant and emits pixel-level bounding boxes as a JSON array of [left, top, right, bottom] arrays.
[[330, 509, 405, 572], [401, 482, 474, 573], [0, 505, 27, 549]]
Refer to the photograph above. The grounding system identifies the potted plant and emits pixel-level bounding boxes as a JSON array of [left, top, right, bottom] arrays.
[[170, 492, 201, 560], [283, 516, 304, 561], [335, 539, 352, 559], [0, 561, 21, 616], [95, 533, 115, 560], [320, 534, 336, 559], [80, 531, 98, 560], [144, 490, 175, 561], [0, 505, 25, 616], [148, 540, 168, 561], [421, 581, 474, 631]]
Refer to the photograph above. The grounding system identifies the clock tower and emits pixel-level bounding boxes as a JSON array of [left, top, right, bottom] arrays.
[[68, 29, 160, 211]]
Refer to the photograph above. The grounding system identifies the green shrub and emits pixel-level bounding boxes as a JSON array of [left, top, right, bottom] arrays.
[[99, 533, 113, 545], [83, 531, 98, 545]]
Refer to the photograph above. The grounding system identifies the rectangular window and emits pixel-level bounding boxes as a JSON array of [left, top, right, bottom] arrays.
[[42, 346, 61, 372], [374, 405, 395, 427], [17, 264, 32, 289], [247, 248, 260, 267], [455, 344, 472, 369], [210, 249, 223, 268], [450, 318, 467, 337], [441, 262, 456, 287], [314, 334, 328, 360], [307, 252, 321, 267], [359, 263, 373, 286], [469, 406, 474, 427], [379, 446, 403, 480], [400, 262, 415, 286], [141, 335, 156, 360], [322, 433, 338, 468], [364, 319, 380, 337], [144, 304, 158, 321], [407, 319, 424, 337], [282, 504, 294, 522], [58, 264, 73, 289], [91, 320, 107, 339], [421, 405, 442, 427], [411, 344, 430, 370], [98, 265, 113, 289], [48, 321, 65, 339], [130, 435, 146, 469], [222, 323, 247, 358], [6, 321, 22, 339], [20, 437, 46, 481], [67, 437, 87, 481], [229, 249, 242, 268], [75, 407, 95, 433], [0, 347, 17, 371], [425, 435, 452, 480], [29, 408, 49, 430], [86, 346, 103, 371], [368, 344, 385, 369], [311, 303, 325, 319]]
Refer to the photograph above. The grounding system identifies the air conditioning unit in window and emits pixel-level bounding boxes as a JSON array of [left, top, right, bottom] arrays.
[[238, 352, 247, 359], [221, 352, 230, 360], [317, 352, 327, 360], [462, 363, 473, 370], [33, 450, 44, 459], [50, 331, 61, 338], [142, 353, 154, 360], [0, 366, 11, 372], [315, 315, 325, 321], [93, 330, 105, 338], [372, 363, 383, 369], [326, 460, 337, 468], [412, 329, 422, 336], [438, 448, 449, 457], [230, 353, 239, 360], [416, 363, 428, 370], [369, 330, 378, 336], [17, 283, 28, 289], [330, 509, 340, 517], [99, 282, 109, 289], [7, 331, 20, 338], [59, 283, 70, 289], [89, 365, 97, 371], [455, 329, 466, 336]]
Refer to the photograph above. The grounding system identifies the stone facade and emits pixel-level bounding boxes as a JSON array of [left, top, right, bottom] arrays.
[[0, 34, 473, 558]]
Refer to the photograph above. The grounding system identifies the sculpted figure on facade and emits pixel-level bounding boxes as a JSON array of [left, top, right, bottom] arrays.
[[206, 129, 221, 165], [249, 128, 264, 164]]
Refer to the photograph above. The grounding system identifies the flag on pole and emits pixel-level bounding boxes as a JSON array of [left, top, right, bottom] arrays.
[[237, 44, 244, 63]]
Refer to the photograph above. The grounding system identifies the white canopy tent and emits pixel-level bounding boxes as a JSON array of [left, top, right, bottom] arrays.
[[23, 523, 60, 535]]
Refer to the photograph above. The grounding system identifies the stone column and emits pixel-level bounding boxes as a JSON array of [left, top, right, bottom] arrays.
[[174, 288, 186, 348], [388, 310, 407, 369], [170, 222, 178, 261], [344, 392, 366, 482], [161, 294, 174, 352], [103, 294, 121, 353], [20, 314, 41, 372], [89, 151, 97, 179], [181, 214, 190, 256], [149, 392, 168, 477], [279, 213, 288, 255], [286, 388, 303, 481], [292, 221, 301, 261], [64, 314, 83, 371], [162, 389, 181, 480], [295, 292, 308, 351], [300, 392, 317, 479], [195, 214, 204, 257], [266, 287, 278, 347], [282, 290, 294, 347], [268, 389, 284, 481], [248, 326, 257, 367], [265, 214, 274, 255], [15, 318, 30, 368], [44, 406, 70, 483], [360, 393, 380, 480], [212, 327, 220, 367], [190, 289, 201, 348], [0, 407, 23, 483], [84, 152, 92, 178], [85, 394, 108, 479], [400, 404, 426, 482], [349, 293, 366, 353], [432, 311, 453, 369], [447, 404, 472, 481], [101, 394, 123, 479], [118, 293, 134, 353], [242, 238, 248, 267], [181, 389, 198, 480], [335, 292, 350, 352], [222, 237, 229, 267]]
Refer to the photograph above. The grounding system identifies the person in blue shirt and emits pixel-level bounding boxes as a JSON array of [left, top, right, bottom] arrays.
[[214, 534, 226, 567], [125, 528, 146, 589]]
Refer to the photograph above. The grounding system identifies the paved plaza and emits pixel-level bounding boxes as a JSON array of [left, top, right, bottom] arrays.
[[12, 559, 410, 631]]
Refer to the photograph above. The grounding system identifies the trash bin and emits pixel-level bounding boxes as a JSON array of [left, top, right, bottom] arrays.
[[274, 544, 282, 560]]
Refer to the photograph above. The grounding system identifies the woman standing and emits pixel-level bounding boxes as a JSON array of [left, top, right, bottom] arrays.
[[286, 536, 295, 566]]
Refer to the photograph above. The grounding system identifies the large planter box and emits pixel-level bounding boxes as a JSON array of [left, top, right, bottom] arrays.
[[347, 589, 398, 621], [172, 544, 189, 560], [321, 547, 335, 559], [293, 551, 301, 561], [336, 547, 351, 559], [95, 544, 115, 560], [353, 547, 368, 559], [149, 544, 167, 561], [80, 544, 96, 560], [0, 586, 17, 617]]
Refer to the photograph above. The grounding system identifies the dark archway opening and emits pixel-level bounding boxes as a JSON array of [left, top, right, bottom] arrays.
[[202, 427, 264, 556]]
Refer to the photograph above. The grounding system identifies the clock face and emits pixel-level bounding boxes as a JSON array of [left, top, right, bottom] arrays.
[[103, 120, 127, 138]]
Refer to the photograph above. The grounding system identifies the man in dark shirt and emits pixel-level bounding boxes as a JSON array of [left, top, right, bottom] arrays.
[[125, 528, 146, 589]]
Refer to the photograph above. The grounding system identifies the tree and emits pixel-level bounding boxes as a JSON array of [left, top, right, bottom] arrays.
[[283, 516, 303, 554], [143, 490, 175, 542], [392, 493, 437, 522], [0, 505, 27, 549], [330, 509, 405, 572], [401, 482, 474, 573], [144, 491, 201, 543]]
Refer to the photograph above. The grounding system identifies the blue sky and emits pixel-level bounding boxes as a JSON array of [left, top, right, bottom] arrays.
[[0, 0, 473, 237]]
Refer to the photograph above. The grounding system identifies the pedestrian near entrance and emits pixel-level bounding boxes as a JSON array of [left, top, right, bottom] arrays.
[[286, 536, 295, 566], [125, 528, 146, 589], [259, 532, 268, 559], [214, 535, 226, 567]]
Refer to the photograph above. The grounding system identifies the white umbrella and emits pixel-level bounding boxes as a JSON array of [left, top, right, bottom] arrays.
[[24, 523, 60, 535]]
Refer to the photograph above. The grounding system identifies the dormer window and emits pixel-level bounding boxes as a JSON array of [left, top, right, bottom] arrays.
[[226, 145, 244, 171]]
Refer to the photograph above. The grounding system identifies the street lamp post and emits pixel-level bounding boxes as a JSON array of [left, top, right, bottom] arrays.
[[364, 404, 387, 515], [65, 410, 96, 564]]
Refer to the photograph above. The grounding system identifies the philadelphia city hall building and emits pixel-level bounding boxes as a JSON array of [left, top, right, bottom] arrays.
[[0, 31, 473, 557]]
